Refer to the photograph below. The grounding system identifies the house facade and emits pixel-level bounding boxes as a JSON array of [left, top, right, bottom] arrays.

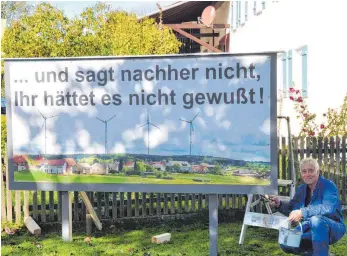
[[13, 155, 28, 171], [229, 1, 347, 136], [40, 159, 67, 174]]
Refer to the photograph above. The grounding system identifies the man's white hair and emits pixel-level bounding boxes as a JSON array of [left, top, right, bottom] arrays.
[[300, 157, 320, 173]]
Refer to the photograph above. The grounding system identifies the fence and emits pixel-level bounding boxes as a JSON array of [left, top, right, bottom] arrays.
[[1, 136, 346, 225]]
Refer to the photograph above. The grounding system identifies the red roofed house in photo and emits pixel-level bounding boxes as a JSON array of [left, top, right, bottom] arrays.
[[40, 159, 67, 174], [13, 155, 29, 171], [124, 161, 135, 171], [64, 158, 77, 174]]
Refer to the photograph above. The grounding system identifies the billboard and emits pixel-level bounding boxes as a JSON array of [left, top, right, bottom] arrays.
[[5, 53, 277, 193]]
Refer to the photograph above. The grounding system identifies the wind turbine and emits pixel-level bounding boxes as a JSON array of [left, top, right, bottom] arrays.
[[96, 113, 117, 155], [179, 112, 199, 156], [38, 110, 58, 156], [141, 112, 159, 155]]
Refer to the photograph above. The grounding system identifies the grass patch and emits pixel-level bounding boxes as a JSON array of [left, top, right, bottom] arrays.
[[14, 171, 270, 185], [2, 219, 347, 256]]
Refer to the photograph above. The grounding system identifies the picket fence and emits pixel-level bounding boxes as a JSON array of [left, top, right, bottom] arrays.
[[1, 136, 346, 225]]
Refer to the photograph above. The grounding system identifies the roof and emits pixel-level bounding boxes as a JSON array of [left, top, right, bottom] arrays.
[[13, 155, 27, 164], [139, 1, 219, 24], [124, 161, 135, 167], [65, 158, 76, 166], [44, 159, 66, 166]]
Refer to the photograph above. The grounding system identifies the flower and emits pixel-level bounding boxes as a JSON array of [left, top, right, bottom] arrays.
[[289, 88, 296, 93], [289, 96, 294, 101], [310, 131, 315, 136], [297, 97, 303, 103], [296, 90, 300, 94], [320, 124, 325, 129]]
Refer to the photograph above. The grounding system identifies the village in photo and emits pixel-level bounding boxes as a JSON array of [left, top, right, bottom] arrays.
[[13, 153, 271, 185]]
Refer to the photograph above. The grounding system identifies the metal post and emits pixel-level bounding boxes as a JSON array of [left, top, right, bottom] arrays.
[[61, 191, 72, 241], [286, 117, 296, 198], [209, 194, 218, 256], [190, 125, 192, 155], [105, 122, 108, 155]]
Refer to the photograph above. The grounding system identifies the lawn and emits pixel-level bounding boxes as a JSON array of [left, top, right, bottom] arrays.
[[14, 171, 270, 185], [2, 218, 346, 256]]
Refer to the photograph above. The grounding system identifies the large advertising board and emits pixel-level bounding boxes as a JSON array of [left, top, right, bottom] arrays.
[[5, 53, 277, 193]]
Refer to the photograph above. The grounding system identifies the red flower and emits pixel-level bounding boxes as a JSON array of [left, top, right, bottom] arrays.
[[297, 97, 303, 103], [320, 124, 325, 129], [289, 88, 296, 93], [296, 90, 300, 94], [289, 96, 294, 101]]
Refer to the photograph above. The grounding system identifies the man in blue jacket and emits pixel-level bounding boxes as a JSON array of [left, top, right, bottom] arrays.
[[270, 157, 346, 255]]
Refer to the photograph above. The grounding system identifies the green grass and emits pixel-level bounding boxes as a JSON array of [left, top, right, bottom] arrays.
[[2, 219, 347, 256], [14, 171, 270, 185]]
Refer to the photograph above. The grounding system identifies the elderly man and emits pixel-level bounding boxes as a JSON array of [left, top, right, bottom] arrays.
[[270, 157, 345, 255]]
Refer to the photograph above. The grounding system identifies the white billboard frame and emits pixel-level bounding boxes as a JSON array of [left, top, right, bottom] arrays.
[[5, 52, 278, 194]]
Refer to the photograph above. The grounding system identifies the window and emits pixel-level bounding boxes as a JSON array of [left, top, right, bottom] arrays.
[[301, 45, 308, 98], [288, 50, 293, 90], [282, 53, 287, 97]]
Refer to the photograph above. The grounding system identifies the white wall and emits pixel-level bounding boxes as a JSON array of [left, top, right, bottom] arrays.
[[229, 0, 347, 136]]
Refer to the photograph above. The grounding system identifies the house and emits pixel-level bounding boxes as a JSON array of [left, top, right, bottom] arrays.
[[150, 161, 166, 171], [166, 161, 192, 172], [90, 163, 107, 175], [192, 164, 208, 174], [232, 169, 261, 178], [13, 155, 28, 171], [64, 158, 76, 174], [75, 163, 91, 174], [140, 1, 230, 54], [229, 1, 347, 136], [124, 161, 135, 171], [40, 159, 67, 174], [107, 162, 119, 173]]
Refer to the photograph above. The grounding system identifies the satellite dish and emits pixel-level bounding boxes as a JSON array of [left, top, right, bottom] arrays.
[[201, 6, 216, 27]]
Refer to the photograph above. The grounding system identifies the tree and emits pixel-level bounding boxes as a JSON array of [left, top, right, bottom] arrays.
[[134, 161, 146, 173], [210, 164, 223, 175], [64, 3, 181, 56], [1, 1, 32, 26], [173, 163, 181, 172]]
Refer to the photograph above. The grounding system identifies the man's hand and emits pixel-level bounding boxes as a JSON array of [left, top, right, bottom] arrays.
[[288, 210, 303, 222], [268, 195, 281, 208]]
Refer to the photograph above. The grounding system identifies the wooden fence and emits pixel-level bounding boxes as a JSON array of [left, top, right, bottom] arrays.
[[1, 136, 346, 225]]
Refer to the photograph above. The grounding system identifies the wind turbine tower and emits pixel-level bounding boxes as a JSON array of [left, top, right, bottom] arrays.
[[38, 110, 57, 156], [141, 112, 159, 155], [96, 113, 117, 155], [179, 112, 199, 156]]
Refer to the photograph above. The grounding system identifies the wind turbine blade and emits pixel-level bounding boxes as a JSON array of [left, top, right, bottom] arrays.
[[47, 115, 58, 119], [38, 110, 45, 119], [179, 118, 189, 123], [96, 117, 104, 122], [192, 112, 200, 122], [140, 123, 147, 128], [191, 123, 194, 132], [40, 122, 45, 131], [150, 123, 160, 129], [107, 114, 117, 122]]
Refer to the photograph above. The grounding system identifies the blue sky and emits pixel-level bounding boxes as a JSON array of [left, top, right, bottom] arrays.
[[30, 1, 177, 18]]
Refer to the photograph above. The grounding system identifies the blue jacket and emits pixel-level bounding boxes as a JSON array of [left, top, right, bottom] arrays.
[[278, 175, 346, 241]]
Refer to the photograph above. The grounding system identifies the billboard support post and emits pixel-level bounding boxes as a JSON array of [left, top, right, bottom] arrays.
[[61, 191, 72, 241], [209, 194, 218, 256]]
